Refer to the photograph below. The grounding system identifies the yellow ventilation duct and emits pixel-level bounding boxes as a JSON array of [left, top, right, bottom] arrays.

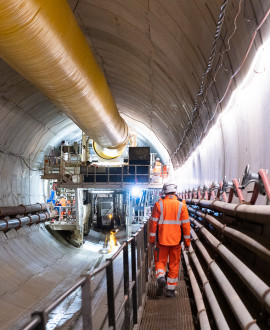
[[0, 0, 128, 159]]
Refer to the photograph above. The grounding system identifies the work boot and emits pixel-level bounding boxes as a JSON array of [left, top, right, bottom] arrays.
[[156, 277, 166, 296], [166, 289, 175, 297]]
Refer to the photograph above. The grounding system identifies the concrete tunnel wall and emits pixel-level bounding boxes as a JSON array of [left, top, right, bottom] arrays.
[[0, 60, 83, 206], [0, 1, 270, 328], [176, 43, 270, 205]]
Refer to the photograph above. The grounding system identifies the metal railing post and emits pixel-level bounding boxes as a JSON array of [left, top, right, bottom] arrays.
[[21, 224, 153, 330], [31, 311, 46, 330], [131, 237, 138, 325], [123, 242, 130, 329], [106, 258, 116, 329], [137, 231, 142, 309], [82, 275, 93, 330], [144, 223, 149, 283]]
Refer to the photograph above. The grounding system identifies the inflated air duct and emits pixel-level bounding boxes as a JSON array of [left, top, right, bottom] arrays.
[[0, 0, 128, 159]]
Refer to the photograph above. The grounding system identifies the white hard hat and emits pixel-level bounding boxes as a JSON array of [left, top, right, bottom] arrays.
[[163, 181, 177, 194], [156, 158, 160, 161]]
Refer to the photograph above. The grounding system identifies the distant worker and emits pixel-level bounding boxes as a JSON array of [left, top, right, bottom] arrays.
[[153, 158, 162, 183], [153, 158, 162, 175], [66, 198, 71, 216], [149, 181, 190, 297], [59, 195, 67, 220], [162, 164, 169, 179]]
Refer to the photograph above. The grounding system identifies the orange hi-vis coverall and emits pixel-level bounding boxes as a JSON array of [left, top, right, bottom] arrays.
[[149, 195, 190, 291]]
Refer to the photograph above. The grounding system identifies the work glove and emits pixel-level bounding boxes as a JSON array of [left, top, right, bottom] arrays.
[[184, 245, 190, 252]]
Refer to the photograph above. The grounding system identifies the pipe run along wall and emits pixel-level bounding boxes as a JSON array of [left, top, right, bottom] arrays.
[[0, 0, 128, 159]]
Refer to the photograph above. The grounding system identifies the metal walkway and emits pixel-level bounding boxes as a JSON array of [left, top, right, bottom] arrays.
[[140, 261, 194, 330]]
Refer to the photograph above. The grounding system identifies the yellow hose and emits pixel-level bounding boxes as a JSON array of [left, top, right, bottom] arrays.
[[0, 0, 128, 157]]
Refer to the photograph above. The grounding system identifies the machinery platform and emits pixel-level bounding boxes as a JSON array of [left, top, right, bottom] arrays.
[[139, 261, 194, 330]]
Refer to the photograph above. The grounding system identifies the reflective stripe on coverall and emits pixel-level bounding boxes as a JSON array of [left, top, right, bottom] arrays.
[[149, 195, 190, 290]]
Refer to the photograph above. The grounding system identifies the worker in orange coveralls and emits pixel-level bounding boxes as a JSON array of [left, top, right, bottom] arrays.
[[153, 158, 162, 176], [59, 195, 67, 220], [149, 181, 190, 297]]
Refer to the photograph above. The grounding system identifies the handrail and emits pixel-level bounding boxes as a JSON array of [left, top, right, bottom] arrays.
[[21, 222, 153, 330], [43, 156, 166, 186]]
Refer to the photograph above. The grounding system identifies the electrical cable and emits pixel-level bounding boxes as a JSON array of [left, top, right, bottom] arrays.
[[175, 3, 270, 166], [172, 2, 270, 166], [0, 149, 41, 171], [171, 0, 229, 160]]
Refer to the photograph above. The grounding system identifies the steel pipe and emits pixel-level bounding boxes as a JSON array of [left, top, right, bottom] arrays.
[[232, 178, 245, 203], [187, 199, 270, 224], [220, 181, 228, 202], [258, 169, 270, 200], [0, 203, 47, 217], [182, 243, 211, 330], [0, 211, 55, 231], [188, 208, 270, 263], [191, 218, 270, 314], [188, 245, 229, 330], [0, 0, 128, 158], [191, 229, 259, 330]]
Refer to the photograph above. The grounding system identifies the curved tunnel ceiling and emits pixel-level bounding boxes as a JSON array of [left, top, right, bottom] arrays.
[[68, 0, 270, 167], [0, 0, 270, 170]]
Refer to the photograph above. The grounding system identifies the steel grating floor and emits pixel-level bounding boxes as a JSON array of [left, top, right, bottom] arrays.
[[139, 261, 195, 330]]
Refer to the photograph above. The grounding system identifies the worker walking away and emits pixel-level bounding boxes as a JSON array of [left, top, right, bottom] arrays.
[[149, 181, 190, 297]]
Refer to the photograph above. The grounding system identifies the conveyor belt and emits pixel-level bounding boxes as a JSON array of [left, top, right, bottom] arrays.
[[140, 261, 194, 330]]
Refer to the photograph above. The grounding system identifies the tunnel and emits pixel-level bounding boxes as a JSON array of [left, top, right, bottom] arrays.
[[0, 0, 270, 329]]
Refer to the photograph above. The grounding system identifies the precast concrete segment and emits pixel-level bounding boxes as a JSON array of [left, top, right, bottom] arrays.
[[0, 223, 101, 330], [0, 0, 128, 156], [191, 229, 260, 330], [191, 218, 270, 314]]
